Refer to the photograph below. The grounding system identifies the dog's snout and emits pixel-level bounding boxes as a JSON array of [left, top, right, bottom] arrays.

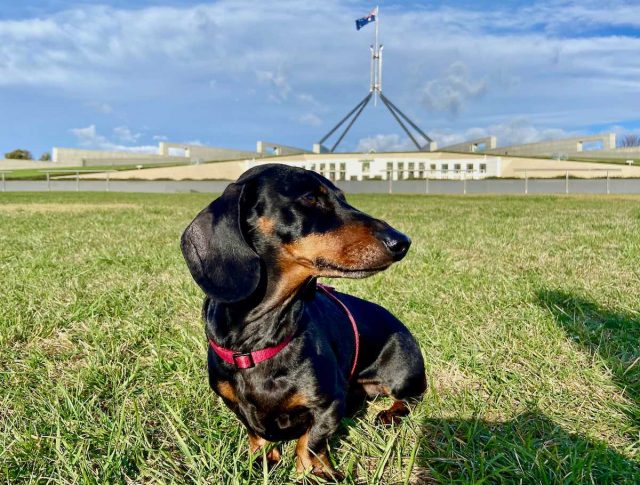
[[379, 229, 411, 261]]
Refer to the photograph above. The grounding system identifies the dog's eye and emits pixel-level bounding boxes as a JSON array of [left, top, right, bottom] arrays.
[[300, 193, 318, 206]]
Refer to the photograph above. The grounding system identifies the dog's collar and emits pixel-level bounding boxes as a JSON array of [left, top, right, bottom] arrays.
[[208, 283, 360, 377], [208, 332, 294, 369]]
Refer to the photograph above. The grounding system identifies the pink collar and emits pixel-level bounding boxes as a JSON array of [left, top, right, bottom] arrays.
[[208, 283, 360, 378], [208, 332, 294, 369]]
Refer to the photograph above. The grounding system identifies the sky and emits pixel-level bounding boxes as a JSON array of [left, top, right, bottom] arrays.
[[1, 0, 640, 158]]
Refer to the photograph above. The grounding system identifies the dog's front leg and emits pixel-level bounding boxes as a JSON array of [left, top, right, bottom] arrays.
[[295, 400, 345, 481], [248, 432, 281, 468]]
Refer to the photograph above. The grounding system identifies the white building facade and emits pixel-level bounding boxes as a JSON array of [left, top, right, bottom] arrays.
[[245, 154, 502, 181]]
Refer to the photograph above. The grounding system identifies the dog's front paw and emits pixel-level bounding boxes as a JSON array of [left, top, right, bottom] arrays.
[[251, 446, 281, 470], [313, 466, 345, 482], [297, 466, 346, 483], [375, 400, 410, 426]]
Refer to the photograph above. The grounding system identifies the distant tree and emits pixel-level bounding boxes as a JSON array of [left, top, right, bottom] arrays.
[[39, 152, 51, 161], [619, 134, 640, 148], [4, 149, 32, 160]]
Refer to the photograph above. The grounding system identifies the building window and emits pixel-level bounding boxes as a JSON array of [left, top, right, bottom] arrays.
[[398, 162, 404, 170], [387, 162, 393, 170], [362, 161, 370, 172], [330, 163, 336, 170], [419, 162, 425, 170], [480, 163, 487, 173], [320, 163, 326, 171], [442, 164, 448, 173], [430, 163, 436, 170], [454, 163, 461, 173], [408, 162, 415, 170]]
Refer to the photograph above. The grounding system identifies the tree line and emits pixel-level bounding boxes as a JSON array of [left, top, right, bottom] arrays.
[[4, 149, 51, 161]]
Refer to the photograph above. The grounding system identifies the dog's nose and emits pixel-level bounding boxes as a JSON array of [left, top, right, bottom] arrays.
[[380, 229, 411, 261]]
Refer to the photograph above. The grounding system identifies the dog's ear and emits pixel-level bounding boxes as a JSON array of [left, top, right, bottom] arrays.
[[181, 183, 260, 303]]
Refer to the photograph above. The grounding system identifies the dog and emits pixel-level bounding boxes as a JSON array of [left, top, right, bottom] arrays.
[[181, 164, 426, 480]]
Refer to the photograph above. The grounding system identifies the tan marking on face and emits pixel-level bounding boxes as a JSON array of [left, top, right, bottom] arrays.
[[257, 216, 275, 235], [282, 223, 389, 272], [319, 185, 328, 194], [217, 381, 237, 403], [284, 392, 308, 409], [251, 224, 388, 313]]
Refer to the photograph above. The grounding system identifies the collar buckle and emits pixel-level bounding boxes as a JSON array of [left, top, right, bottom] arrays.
[[232, 352, 255, 369]]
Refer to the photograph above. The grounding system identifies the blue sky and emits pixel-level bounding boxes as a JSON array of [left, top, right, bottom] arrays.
[[1, 0, 639, 158]]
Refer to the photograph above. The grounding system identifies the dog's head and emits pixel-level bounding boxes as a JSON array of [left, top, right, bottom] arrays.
[[181, 164, 411, 303]]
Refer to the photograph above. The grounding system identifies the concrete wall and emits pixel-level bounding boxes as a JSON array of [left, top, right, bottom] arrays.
[[78, 160, 248, 180], [82, 156, 187, 167], [441, 136, 497, 153], [500, 157, 640, 178], [256, 140, 308, 156], [54, 143, 258, 167], [158, 142, 256, 162], [53, 148, 167, 165], [569, 148, 640, 160], [486, 133, 616, 157], [438, 132, 640, 161]]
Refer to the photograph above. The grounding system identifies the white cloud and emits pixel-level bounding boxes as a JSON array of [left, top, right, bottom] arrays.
[[356, 134, 415, 153], [358, 118, 576, 152], [153, 135, 168, 141], [2, 1, 640, 153], [256, 67, 292, 103], [432, 118, 575, 148], [113, 126, 140, 143], [69, 125, 105, 146], [421, 62, 487, 115], [298, 113, 322, 127], [69, 124, 156, 153], [85, 101, 114, 114]]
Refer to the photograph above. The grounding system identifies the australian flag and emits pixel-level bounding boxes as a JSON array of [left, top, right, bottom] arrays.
[[355, 6, 377, 30]]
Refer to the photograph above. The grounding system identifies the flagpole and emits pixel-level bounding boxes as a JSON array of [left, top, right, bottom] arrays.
[[374, 6, 379, 106]]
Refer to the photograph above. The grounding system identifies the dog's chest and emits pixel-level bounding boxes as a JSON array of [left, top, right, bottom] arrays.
[[236, 386, 313, 441]]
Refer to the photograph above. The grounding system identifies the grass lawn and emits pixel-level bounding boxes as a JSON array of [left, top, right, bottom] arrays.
[[1, 192, 638, 484]]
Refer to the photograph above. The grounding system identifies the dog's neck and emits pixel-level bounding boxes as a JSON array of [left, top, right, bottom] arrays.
[[205, 271, 317, 353]]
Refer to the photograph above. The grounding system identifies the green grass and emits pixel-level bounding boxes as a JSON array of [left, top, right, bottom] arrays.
[[1, 192, 639, 484]]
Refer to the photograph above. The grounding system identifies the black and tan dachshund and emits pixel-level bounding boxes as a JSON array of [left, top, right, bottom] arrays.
[[181, 164, 426, 480]]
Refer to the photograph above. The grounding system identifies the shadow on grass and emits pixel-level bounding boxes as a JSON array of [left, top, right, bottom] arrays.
[[417, 411, 639, 484], [413, 290, 640, 483], [536, 289, 639, 417]]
